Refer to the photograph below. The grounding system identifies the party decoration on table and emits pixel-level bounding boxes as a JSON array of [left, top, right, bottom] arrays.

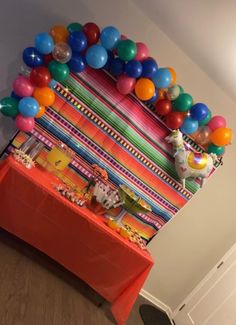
[[119, 185, 152, 214], [106, 220, 146, 250], [13, 135, 44, 169], [46, 141, 75, 172], [165, 130, 217, 187], [54, 184, 86, 207], [88, 182, 124, 215], [83, 164, 108, 195], [13, 149, 35, 168], [107, 185, 152, 226]]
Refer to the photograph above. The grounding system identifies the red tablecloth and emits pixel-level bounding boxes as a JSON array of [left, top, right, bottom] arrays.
[[0, 157, 153, 324]]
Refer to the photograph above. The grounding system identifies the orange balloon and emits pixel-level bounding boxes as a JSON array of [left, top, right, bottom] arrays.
[[210, 127, 233, 146], [35, 105, 46, 118], [50, 25, 69, 43], [168, 67, 177, 85], [33, 87, 55, 107], [135, 78, 155, 101]]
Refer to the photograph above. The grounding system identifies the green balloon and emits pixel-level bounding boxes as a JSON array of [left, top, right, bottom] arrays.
[[0, 97, 19, 117], [172, 93, 193, 112], [178, 85, 184, 94], [117, 39, 137, 61], [67, 22, 82, 33], [48, 60, 70, 82], [207, 143, 225, 156], [199, 110, 212, 126]]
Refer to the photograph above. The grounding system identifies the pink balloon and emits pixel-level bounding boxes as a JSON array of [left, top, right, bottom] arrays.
[[134, 42, 149, 61], [13, 76, 34, 97], [116, 74, 136, 95], [208, 115, 226, 131], [15, 114, 35, 132]]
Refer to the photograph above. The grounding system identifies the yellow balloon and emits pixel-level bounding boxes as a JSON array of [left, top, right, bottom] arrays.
[[134, 78, 155, 101], [210, 127, 233, 146]]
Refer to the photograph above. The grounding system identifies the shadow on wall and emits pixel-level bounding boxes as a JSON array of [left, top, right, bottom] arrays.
[[0, 0, 94, 150]]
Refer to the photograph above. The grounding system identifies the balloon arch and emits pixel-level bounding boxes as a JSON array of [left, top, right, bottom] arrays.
[[0, 22, 233, 156]]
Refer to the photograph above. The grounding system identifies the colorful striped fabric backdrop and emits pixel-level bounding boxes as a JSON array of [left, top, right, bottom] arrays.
[[8, 68, 220, 243]]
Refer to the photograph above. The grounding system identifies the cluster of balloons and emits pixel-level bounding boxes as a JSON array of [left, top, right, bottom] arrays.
[[152, 84, 232, 156], [0, 21, 177, 132], [0, 21, 233, 156]]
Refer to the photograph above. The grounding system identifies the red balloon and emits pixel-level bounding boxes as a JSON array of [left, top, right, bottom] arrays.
[[165, 111, 184, 129], [155, 99, 172, 116], [30, 67, 51, 87], [44, 53, 53, 66], [83, 22, 100, 46]]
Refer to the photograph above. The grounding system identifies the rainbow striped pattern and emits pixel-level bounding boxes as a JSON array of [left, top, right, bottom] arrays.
[[9, 68, 220, 243]]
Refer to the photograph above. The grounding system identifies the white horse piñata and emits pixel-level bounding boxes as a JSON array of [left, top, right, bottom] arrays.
[[165, 130, 217, 188]]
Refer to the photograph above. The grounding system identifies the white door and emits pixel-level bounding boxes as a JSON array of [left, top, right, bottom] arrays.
[[173, 244, 236, 325]]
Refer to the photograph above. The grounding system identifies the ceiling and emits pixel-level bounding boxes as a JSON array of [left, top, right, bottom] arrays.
[[131, 0, 236, 102]]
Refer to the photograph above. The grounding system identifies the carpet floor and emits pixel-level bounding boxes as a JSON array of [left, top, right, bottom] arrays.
[[0, 228, 153, 325]]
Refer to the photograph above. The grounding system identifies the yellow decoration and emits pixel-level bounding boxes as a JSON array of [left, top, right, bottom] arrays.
[[120, 227, 130, 239], [107, 218, 120, 230], [187, 152, 208, 170]]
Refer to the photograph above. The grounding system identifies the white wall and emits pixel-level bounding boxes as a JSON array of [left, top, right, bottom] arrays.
[[1, 0, 235, 311]]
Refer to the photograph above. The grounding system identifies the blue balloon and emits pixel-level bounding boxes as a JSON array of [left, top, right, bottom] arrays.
[[110, 58, 124, 76], [68, 31, 87, 53], [100, 26, 121, 50], [11, 91, 22, 102], [180, 117, 199, 134], [190, 103, 209, 121], [68, 53, 87, 73], [18, 97, 39, 117], [125, 60, 142, 78], [35, 33, 54, 55], [146, 89, 158, 104], [141, 58, 158, 78], [86, 45, 108, 69], [22, 47, 43, 68], [103, 50, 114, 70], [152, 68, 171, 88]]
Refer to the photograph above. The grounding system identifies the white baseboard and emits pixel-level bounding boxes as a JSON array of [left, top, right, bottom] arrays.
[[140, 289, 174, 324]]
